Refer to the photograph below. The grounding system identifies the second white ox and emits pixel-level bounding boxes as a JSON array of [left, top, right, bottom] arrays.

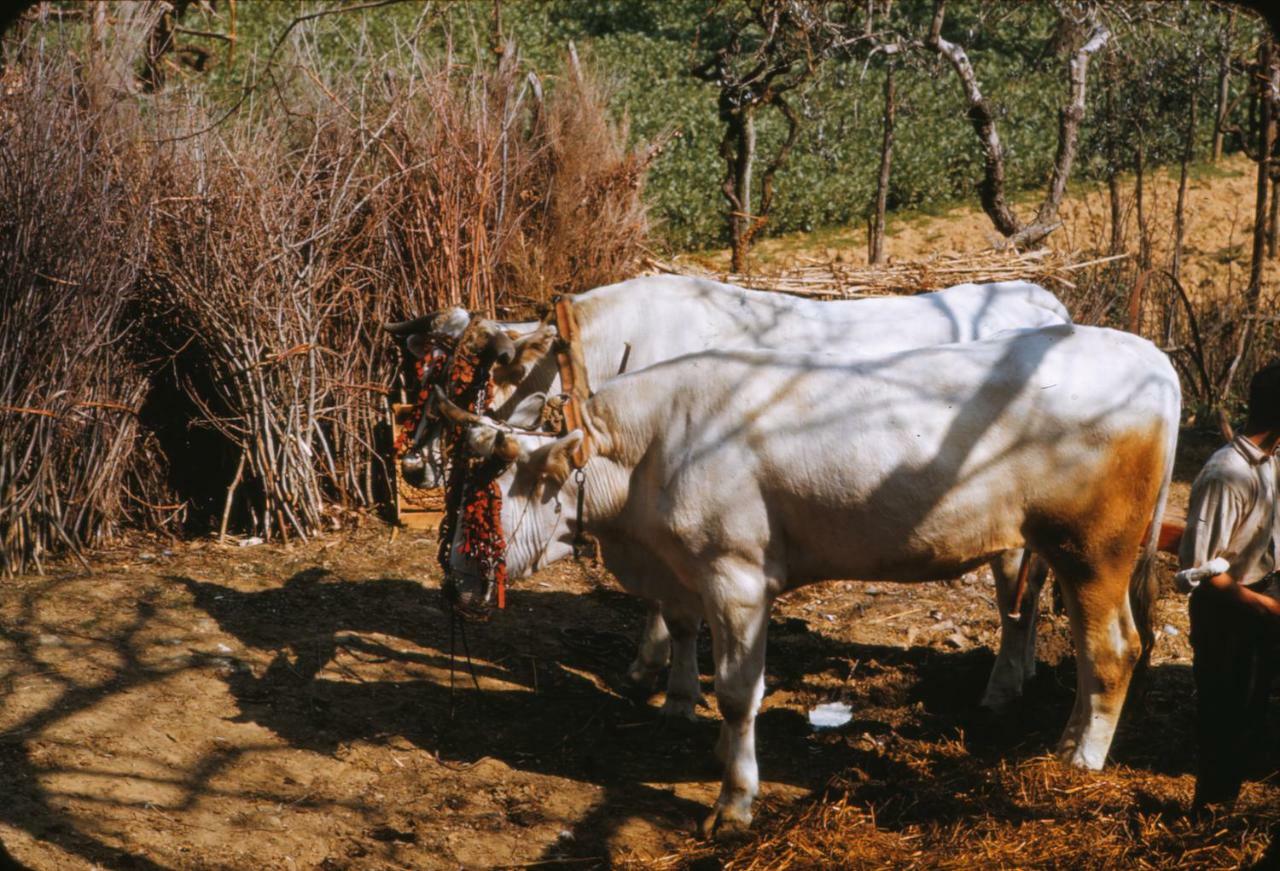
[[403, 275, 1069, 709], [443, 324, 1180, 834]]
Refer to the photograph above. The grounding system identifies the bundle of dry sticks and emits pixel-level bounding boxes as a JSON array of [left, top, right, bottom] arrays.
[[646, 248, 1127, 299]]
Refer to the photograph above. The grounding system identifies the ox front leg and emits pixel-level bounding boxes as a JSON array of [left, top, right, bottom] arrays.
[[981, 549, 1048, 710], [700, 564, 771, 839], [626, 601, 671, 690], [1054, 569, 1141, 770]]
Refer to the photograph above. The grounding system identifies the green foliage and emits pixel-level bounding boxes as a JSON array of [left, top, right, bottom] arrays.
[[180, 0, 1266, 251]]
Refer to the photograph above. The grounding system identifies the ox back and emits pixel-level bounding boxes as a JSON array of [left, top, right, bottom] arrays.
[[593, 324, 1177, 589]]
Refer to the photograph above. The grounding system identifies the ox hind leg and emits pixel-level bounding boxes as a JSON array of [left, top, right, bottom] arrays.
[[1032, 429, 1165, 768], [627, 603, 705, 719], [1049, 555, 1142, 769], [626, 602, 671, 689], [659, 601, 706, 720], [982, 548, 1049, 710]]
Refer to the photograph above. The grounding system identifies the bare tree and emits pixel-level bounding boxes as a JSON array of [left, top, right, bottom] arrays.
[[923, 0, 1109, 248], [869, 56, 895, 264], [1171, 60, 1201, 285], [1212, 5, 1237, 160], [1221, 33, 1276, 398], [1100, 54, 1126, 255], [693, 1, 856, 271]]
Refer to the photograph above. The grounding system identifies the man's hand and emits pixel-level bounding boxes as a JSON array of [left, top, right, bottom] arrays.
[[1175, 558, 1231, 594], [1202, 571, 1280, 624]]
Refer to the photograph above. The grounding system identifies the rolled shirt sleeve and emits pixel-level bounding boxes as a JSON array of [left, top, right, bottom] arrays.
[[1179, 439, 1277, 588], [1179, 471, 1247, 579]]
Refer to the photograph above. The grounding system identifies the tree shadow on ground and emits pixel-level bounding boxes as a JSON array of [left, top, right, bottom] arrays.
[[0, 581, 214, 871], [168, 567, 1274, 867]]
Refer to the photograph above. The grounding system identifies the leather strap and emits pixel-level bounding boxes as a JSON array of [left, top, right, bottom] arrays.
[[553, 296, 593, 469]]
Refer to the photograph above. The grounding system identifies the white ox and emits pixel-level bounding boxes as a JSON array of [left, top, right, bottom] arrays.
[[443, 324, 1180, 835], [390, 276, 1070, 487], [393, 275, 1070, 708]]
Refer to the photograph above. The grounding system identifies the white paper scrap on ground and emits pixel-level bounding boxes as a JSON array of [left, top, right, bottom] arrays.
[[808, 701, 853, 730]]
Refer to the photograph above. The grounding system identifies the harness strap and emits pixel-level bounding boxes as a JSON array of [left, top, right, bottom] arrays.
[[553, 296, 598, 562], [572, 468, 593, 560], [553, 296, 593, 469]]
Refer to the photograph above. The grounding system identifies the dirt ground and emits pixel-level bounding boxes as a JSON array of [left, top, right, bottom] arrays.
[[1, 430, 1278, 870]]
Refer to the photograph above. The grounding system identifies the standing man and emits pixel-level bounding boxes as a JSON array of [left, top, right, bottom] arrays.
[[1179, 361, 1280, 812]]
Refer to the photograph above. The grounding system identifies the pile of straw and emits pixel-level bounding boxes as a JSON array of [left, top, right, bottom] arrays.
[[628, 753, 1279, 870]]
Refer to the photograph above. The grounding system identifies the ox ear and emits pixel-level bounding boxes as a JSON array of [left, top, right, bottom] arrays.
[[507, 391, 548, 429], [529, 431, 584, 485], [405, 333, 429, 360], [493, 325, 557, 387]]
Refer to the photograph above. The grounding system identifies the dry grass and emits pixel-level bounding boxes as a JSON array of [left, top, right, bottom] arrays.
[[630, 755, 1279, 870], [651, 248, 1124, 299]]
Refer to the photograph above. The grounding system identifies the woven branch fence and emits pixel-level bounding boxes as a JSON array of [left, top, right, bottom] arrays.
[[0, 15, 658, 571]]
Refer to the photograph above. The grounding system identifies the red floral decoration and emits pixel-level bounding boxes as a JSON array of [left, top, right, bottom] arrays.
[[437, 328, 510, 610]]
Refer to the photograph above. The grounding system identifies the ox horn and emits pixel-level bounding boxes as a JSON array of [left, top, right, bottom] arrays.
[[431, 386, 487, 427], [382, 314, 436, 336]]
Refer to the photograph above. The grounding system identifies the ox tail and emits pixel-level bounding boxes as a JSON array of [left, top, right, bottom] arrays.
[[1130, 415, 1178, 682]]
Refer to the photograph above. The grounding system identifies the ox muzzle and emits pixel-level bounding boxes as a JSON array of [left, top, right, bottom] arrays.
[[441, 569, 499, 621]]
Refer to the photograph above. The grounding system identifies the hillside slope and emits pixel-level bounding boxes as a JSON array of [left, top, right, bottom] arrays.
[[689, 155, 1270, 305]]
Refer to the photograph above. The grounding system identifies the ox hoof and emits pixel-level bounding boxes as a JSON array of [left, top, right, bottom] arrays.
[[699, 799, 753, 841], [660, 693, 705, 721], [1055, 739, 1107, 771], [978, 685, 1022, 713], [625, 660, 665, 692]]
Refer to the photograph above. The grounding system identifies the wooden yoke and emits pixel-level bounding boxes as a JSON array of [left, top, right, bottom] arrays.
[[553, 295, 593, 468]]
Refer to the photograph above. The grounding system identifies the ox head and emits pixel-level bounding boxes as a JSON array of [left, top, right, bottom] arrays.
[[434, 389, 584, 615], [382, 312, 519, 489], [491, 323, 559, 400]]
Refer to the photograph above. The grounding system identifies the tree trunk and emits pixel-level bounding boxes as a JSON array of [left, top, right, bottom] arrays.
[[724, 111, 756, 273], [1104, 59, 1124, 255], [1135, 139, 1151, 270], [1212, 7, 1236, 161], [1246, 41, 1274, 304], [1170, 77, 1199, 344], [1172, 79, 1199, 283], [1108, 173, 1124, 255], [1222, 35, 1274, 400], [1268, 175, 1279, 258], [925, 0, 1108, 248], [869, 61, 896, 265]]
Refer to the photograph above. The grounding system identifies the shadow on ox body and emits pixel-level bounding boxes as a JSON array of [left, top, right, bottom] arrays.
[[441, 323, 1181, 835]]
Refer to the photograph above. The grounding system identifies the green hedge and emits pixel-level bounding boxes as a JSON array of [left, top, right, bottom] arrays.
[[202, 1, 1261, 252]]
